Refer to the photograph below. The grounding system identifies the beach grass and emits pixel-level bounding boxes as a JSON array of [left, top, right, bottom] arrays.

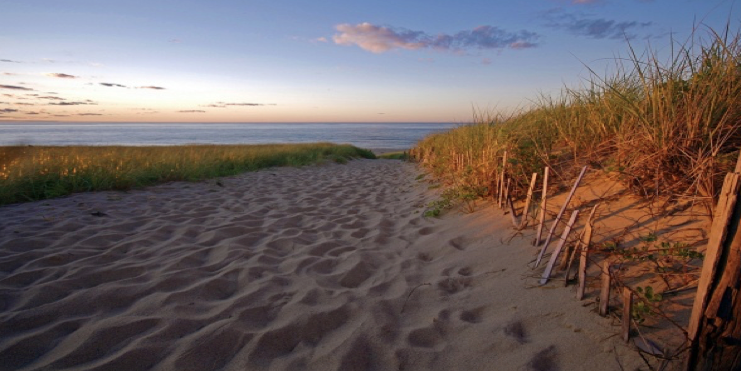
[[0, 142, 375, 205], [412, 25, 741, 211], [377, 151, 410, 160]]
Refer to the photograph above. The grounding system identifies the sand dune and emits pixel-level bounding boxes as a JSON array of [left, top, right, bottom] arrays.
[[0, 159, 644, 370]]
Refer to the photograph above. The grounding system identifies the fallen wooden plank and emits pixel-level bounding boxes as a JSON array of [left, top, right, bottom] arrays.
[[535, 166, 588, 267], [540, 210, 579, 285]]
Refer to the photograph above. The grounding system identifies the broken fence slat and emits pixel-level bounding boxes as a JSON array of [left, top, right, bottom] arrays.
[[540, 210, 579, 285], [535, 166, 588, 267]]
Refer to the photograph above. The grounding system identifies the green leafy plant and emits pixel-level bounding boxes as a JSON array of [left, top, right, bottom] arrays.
[[632, 286, 664, 324]]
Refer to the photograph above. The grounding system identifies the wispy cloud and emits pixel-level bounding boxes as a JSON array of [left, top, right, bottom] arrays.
[[139, 85, 166, 90], [333, 22, 539, 54], [0, 108, 19, 113], [178, 110, 205, 113], [49, 100, 96, 106], [0, 84, 34, 91], [543, 10, 651, 39], [46, 73, 78, 79], [1, 59, 21, 63], [100, 82, 127, 88], [37, 96, 65, 100], [202, 102, 276, 108], [78, 113, 103, 116], [227, 102, 275, 106]]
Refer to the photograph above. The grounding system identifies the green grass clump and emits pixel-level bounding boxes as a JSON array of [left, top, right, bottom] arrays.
[[378, 151, 410, 160], [0, 142, 375, 205], [411, 25, 741, 212]]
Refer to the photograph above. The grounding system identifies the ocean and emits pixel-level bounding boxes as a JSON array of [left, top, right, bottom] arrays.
[[0, 122, 457, 150]]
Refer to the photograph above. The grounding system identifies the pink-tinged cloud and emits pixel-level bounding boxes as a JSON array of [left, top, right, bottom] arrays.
[[333, 23, 539, 54], [46, 73, 78, 79], [333, 23, 427, 53], [178, 110, 205, 113]]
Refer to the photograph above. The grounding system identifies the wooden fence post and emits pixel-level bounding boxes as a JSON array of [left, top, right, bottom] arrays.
[[599, 259, 612, 316], [686, 154, 741, 371], [519, 172, 538, 230], [622, 288, 633, 342], [534, 167, 549, 246]]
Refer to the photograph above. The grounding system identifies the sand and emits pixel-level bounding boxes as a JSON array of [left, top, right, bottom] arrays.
[[0, 159, 650, 371]]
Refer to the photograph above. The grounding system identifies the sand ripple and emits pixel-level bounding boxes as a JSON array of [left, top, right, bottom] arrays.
[[0, 160, 643, 370]]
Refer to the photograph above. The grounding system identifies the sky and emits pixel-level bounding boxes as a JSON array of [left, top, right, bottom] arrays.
[[0, 0, 738, 123]]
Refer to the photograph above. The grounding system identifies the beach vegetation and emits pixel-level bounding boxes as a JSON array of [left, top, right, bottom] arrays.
[[411, 25, 741, 214], [0, 143, 375, 205]]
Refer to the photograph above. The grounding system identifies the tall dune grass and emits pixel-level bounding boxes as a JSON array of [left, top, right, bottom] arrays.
[[412, 26, 741, 212], [0, 143, 375, 205]]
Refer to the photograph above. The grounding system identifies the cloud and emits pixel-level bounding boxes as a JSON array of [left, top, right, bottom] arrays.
[[37, 95, 65, 100], [78, 113, 103, 116], [178, 110, 206, 113], [46, 73, 78, 79], [139, 85, 166, 90], [543, 10, 651, 39], [226, 102, 274, 106], [49, 100, 96, 106], [1, 59, 21, 63], [100, 82, 127, 88], [0, 108, 18, 113], [333, 22, 539, 53], [202, 102, 275, 108], [0, 84, 34, 91], [2, 72, 18, 76]]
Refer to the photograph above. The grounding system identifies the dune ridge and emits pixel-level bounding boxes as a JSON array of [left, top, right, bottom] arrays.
[[0, 159, 644, 370]]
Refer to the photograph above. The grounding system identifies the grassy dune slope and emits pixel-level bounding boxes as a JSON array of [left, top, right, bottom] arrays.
[[412, 26, 741, 214], [0, 143, 375, 205]]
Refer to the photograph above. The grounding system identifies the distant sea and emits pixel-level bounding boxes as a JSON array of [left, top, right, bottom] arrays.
[[0, 122, 458, 150]]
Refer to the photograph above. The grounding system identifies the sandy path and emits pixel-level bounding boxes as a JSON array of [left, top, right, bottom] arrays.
[[0, 159, 644, 370]]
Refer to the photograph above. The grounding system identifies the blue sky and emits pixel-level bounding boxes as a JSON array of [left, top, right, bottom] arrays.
[[0, 0, 737, 122]]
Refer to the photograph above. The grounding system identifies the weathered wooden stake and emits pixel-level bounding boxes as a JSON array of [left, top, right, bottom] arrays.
[[599, 259, 612, 316], [498, 151, 507, 208], [518, 173, 538, 230], [686, 160, 741, 370], [564, 237, 582, 286], [622, 287, 633, 342], [535, 166, 588, 267], [534, 167, 549, 246], [506, 195, 519, 227], [576, 223, 593, 300], [503, 178, 511, 211], [565, 204, 599, 286], [687, 171, 740, 341], [540, 210, 579, 284]]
